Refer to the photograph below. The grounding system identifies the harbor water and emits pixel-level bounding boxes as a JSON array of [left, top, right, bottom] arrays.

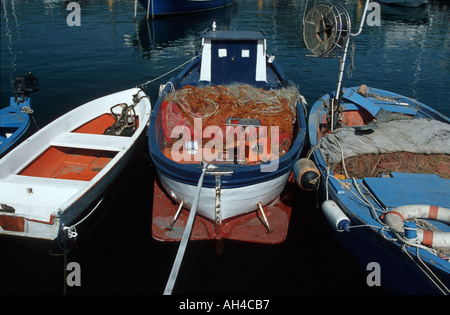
[[1, 0, 449, 298]]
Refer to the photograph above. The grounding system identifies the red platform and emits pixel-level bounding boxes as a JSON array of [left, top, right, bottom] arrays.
[[151, 175, 296, 244]]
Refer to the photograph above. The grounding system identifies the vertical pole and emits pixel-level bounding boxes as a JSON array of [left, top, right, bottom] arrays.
[[331, 0, 370, 131], [331, 35, 351, 131]]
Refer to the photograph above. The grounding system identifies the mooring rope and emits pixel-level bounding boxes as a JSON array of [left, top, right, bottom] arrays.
[[138, 56, 197, 89], [163, 162, 211, 295]]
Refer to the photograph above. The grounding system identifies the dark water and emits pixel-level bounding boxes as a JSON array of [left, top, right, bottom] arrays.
[[1, 0, 449, 299]]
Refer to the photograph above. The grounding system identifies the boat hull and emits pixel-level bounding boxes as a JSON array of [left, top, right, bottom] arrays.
[[0, 97, 31, 156], [138, 0, 234, 17], [379, 0, 428, 7], [158, 170, 290, 221], [0, 88, 151, 240], [308, 86, 450, 294], [328, 190, 450, 294], [151, 174, 297, 244]]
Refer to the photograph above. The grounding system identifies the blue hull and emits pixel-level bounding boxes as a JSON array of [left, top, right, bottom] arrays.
[[147, 29, 306, 236], [138, 0, 234, 17], [308, 86, 450, 294], [0, 97, 31, 156], [148, 33, 306, 191]]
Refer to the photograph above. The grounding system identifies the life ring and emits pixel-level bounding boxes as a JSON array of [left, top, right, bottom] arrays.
[[385, 205, 450, 249]]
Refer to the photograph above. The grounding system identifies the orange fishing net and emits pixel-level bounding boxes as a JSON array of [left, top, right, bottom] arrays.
[[331, 152, 450, 179], [161, 84, 298, 159]]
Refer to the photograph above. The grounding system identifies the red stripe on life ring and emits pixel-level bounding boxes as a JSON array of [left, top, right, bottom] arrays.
[[429, 205, 439, 221], [422, 230, 434, 247]]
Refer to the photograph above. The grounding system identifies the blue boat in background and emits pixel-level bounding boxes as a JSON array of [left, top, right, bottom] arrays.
[[0, 73, 39, 156], [138, 0, 234, 18]]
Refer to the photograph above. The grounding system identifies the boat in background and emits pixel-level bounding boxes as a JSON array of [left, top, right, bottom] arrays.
[[378, 0, 428, 7], [0, 73, 39, 157], [0, 88, 151, 241], [300, 1, 450, 294], [137, 0, 234, 19]]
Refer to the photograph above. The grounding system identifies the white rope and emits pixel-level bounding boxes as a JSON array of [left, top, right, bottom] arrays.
[[139, 56, 197, 89], [402, 245, 450, 295], [332, 132, 349, 178], [59, 195, 105, 240], [20, 105, 33, 114]]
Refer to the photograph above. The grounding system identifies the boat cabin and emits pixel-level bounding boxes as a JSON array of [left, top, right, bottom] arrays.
[[199, 30, 268, 86]]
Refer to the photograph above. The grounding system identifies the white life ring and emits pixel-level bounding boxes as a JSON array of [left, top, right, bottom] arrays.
[[385, 205, 450, 249]]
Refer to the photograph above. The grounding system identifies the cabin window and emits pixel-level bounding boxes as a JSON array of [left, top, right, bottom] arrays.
[[218, 48, 227, 58], [242, 49, 250, 58]]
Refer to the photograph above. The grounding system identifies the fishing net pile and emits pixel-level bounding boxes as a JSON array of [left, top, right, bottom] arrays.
[[161, 84, 298, 159], [318, 118, 450, 179]]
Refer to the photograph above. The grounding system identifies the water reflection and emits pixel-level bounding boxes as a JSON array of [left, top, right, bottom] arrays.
[[130, 4, 236, 60], [379, 2, 429, 22]]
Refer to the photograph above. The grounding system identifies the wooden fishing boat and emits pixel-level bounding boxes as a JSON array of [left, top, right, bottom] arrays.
[[148, 27, 307, 246], [138, 0, 234, 19], [379, 0, 428, 8], [0, 73, 39, 157], [306, 85, 450, 294], [0, 88, 151, 241], [299, 0, 449, 294]]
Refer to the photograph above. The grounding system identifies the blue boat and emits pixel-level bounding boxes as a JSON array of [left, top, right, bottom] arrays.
[[138, 0, 234, 18], [305, 85, 450, 294], [379, 0, 428, 8], [298, 0, 450, 294], [148, 26, 307, 246], [0, 73, 39, 156]]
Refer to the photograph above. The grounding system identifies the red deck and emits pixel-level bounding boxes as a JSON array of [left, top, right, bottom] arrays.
[[18, 114, 119, 181], [19, 146, 116, 181], [151, 175, 296, 244]]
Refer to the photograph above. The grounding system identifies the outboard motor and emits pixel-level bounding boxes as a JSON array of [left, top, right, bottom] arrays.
[[14, 72, 39, 97]]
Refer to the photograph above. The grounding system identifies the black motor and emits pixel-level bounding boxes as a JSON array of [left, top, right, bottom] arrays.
[[14, 72, 39, 96]]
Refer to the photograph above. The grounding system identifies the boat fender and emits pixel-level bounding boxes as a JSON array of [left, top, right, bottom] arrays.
[[293, 158, 320, 191], [385, 205, 450, 248], [322, 200, 350, 232]]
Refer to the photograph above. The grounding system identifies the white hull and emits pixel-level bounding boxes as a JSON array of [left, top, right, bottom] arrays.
[[379, 0, 428, 7], [0, 88, 151, 240], [158, 171, 290, 222]]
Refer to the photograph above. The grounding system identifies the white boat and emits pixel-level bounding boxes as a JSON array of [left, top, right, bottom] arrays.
[[379, 0, 428, 7], [0, 88, 151, 241]]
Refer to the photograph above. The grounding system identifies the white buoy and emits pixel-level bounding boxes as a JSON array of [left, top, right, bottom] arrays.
[[322, 200, 350, 232]]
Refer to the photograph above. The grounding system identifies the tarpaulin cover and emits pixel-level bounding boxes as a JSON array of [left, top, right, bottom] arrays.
[[318, 118, 450, 179]]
